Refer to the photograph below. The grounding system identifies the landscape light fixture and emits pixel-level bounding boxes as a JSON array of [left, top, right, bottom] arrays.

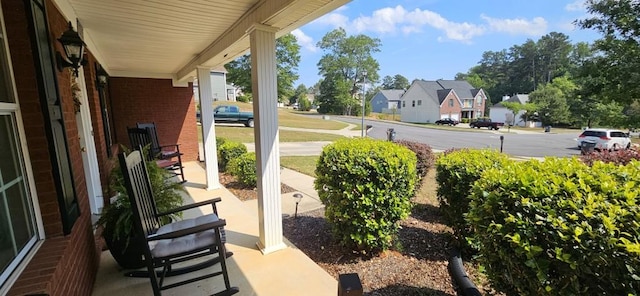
[[57, 21, 86, 77], [500, 135, 504, 153], [293, 193, 303, 218], [361, 70, 367, 138]]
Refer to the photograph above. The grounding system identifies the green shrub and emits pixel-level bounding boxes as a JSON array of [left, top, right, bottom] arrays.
[[236, 94, 251, 103], [314, 138, 417, 252], [228, 152, 257, 187], [394, 140, 435, 185], [461, 118, 470, 123], [469, 158, 640, 295], [299, 96, 312, 111], [218, 140, 247, 172], [435, 149, 510, 247]]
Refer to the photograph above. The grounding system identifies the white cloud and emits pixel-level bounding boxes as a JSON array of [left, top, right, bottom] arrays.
[[310, 5, 549, 43], [312, 12, 349, 28], [351, 6, 485, 42], [565, 0, 587, 12], [291, 29, 317, 52], [481, 14, 548, 36]]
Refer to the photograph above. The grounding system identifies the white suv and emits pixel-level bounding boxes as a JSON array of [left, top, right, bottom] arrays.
[[577, 128, 631, 150]]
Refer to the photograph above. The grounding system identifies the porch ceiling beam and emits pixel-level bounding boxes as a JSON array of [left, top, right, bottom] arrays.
[[175, 0, 298, 81]]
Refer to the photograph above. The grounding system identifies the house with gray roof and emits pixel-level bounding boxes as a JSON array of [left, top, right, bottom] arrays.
[[400, 79, 487, 123], [370, 89, 404, 113], [489, 94, 540, 127]]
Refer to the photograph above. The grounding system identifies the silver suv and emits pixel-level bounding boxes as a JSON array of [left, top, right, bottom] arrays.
[[577, 128, 631, 150]]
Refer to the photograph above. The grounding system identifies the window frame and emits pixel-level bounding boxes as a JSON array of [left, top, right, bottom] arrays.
[[0, 7, 44, 293]]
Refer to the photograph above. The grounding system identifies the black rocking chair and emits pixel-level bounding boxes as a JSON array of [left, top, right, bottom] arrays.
[[128, 126, 185, 183], [118, 149, 238, 296]]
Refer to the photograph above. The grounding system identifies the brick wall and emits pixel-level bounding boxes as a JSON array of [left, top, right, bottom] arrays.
[[110, 77, 199, 161], [439, 91, 462, 118], [3, 0, 100, 295]]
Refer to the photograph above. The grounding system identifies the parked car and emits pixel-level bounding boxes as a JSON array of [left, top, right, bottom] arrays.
[[435, 118, 459, 126], [214, 105, 254, 127], [469, 118, 504, 130], [577, 128, 631, 150]]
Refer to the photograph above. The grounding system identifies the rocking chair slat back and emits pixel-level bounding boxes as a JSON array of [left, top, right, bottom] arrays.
[[119, 150, 160, 237]]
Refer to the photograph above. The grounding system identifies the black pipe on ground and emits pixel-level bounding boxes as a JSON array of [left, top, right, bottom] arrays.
[[448, 248, 482, 296]]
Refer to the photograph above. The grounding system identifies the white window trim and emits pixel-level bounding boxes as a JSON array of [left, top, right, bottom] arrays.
[[0, 7, 45, 294]]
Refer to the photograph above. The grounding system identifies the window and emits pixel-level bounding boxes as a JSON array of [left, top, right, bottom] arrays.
[[477, 96, 483, 106], [449, 99, 454, 107], [412, 100, 415, 107], [0, 11, 39, 288], [402, 101, 405, 107], [417, 100, 422, 106]]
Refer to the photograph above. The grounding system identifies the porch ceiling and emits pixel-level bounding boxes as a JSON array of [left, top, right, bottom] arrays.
[[58, 0, 349, 82]]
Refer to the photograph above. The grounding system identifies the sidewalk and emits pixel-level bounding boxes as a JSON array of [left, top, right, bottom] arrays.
[[243, 167, 324, 217]]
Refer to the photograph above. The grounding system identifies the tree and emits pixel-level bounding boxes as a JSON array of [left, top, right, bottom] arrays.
[[529, 77, 576, 125], [225, 33, 301, 103], [316, 28, 381, 114], [500, 101, 539, 126], [576, 0, 640, 105], [380, 74, 409, 90], [289, 84, 307, 105]]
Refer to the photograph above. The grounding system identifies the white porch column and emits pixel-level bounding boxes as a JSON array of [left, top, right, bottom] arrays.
[[249, 24, 286, 254], [197, 66, 221, 190]]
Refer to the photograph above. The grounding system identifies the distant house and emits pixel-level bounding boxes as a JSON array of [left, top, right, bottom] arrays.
[[400, 80, 487, 123], [490, 94, 540, 127], [370, 89, 404, 113]]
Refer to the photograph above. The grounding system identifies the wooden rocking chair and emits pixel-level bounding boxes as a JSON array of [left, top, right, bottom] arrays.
[[118, 149, 238, 296], [127, 127, 185, 183]]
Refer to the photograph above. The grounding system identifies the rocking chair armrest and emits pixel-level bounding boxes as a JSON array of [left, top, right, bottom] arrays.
[[159, 144, 180, 150], [147, 219, 227, 241], [157, 197, 222, 217]]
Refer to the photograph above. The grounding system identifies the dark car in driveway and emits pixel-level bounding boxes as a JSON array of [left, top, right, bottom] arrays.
[[435, 118, 459, 126]]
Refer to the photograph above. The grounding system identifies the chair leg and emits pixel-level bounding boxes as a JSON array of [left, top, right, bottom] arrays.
[[214, 231, 238, 296], [176, 153, 186, 183], [146, 260, 162, 296]]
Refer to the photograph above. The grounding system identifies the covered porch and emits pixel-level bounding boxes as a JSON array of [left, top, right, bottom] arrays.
[[93, 161, 335, 295], [0, 0, 350, 295]]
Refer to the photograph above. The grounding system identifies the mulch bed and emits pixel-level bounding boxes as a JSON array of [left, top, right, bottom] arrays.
[[219, 170, 493, 296], [218, 172, 296, 201]]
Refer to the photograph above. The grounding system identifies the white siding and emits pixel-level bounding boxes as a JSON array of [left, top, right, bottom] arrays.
[[400, 86, 439, 123]]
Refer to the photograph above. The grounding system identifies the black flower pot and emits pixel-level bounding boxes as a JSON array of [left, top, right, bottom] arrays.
[[103, 223, 145, 270]]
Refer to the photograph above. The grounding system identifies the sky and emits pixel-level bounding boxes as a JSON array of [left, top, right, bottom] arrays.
[[290, 0, 599, 88]]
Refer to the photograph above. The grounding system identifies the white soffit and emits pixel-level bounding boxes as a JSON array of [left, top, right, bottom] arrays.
[[63, 0, 350, 81]]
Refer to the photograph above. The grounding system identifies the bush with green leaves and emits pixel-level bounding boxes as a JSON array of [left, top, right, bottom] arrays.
[[218, 140, 247, 172], [228, 152, 257, 187], [314, 138, 417, 253], [435, 148, 510, 246], [468, 158, 640, 295], [394, 140, 435, 184]]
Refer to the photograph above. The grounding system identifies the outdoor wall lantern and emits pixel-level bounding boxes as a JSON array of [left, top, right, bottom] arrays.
[[293, 193, 303, 218], [96, 66, 108, 88], [57, 21, 86, 77]]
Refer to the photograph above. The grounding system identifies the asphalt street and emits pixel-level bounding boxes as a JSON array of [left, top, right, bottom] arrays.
[[336, 117, 583, 158]]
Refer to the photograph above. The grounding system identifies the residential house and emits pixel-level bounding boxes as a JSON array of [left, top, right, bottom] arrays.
[[490, 94, 540, 127], [0, 0, 348, 295], [370, 89, 404, 113], [400, 79, 487, 123]]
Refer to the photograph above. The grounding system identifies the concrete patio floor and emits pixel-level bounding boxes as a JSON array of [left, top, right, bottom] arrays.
[[92, 161, 336, 296]]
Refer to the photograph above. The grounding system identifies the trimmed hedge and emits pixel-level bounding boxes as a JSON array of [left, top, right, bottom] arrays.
[[468, 158, 640, 295], [314, 138, 417, 252], [435, 149, 510, 246], [394, 140, 435, 185], [228, 152, 257, 187], [218, 140, 247, 172]]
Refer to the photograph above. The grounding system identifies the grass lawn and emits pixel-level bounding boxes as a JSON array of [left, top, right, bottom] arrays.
[[198, 125, 345, 143], [211, 101, 348, 130], [280, 156, 319, 177]]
